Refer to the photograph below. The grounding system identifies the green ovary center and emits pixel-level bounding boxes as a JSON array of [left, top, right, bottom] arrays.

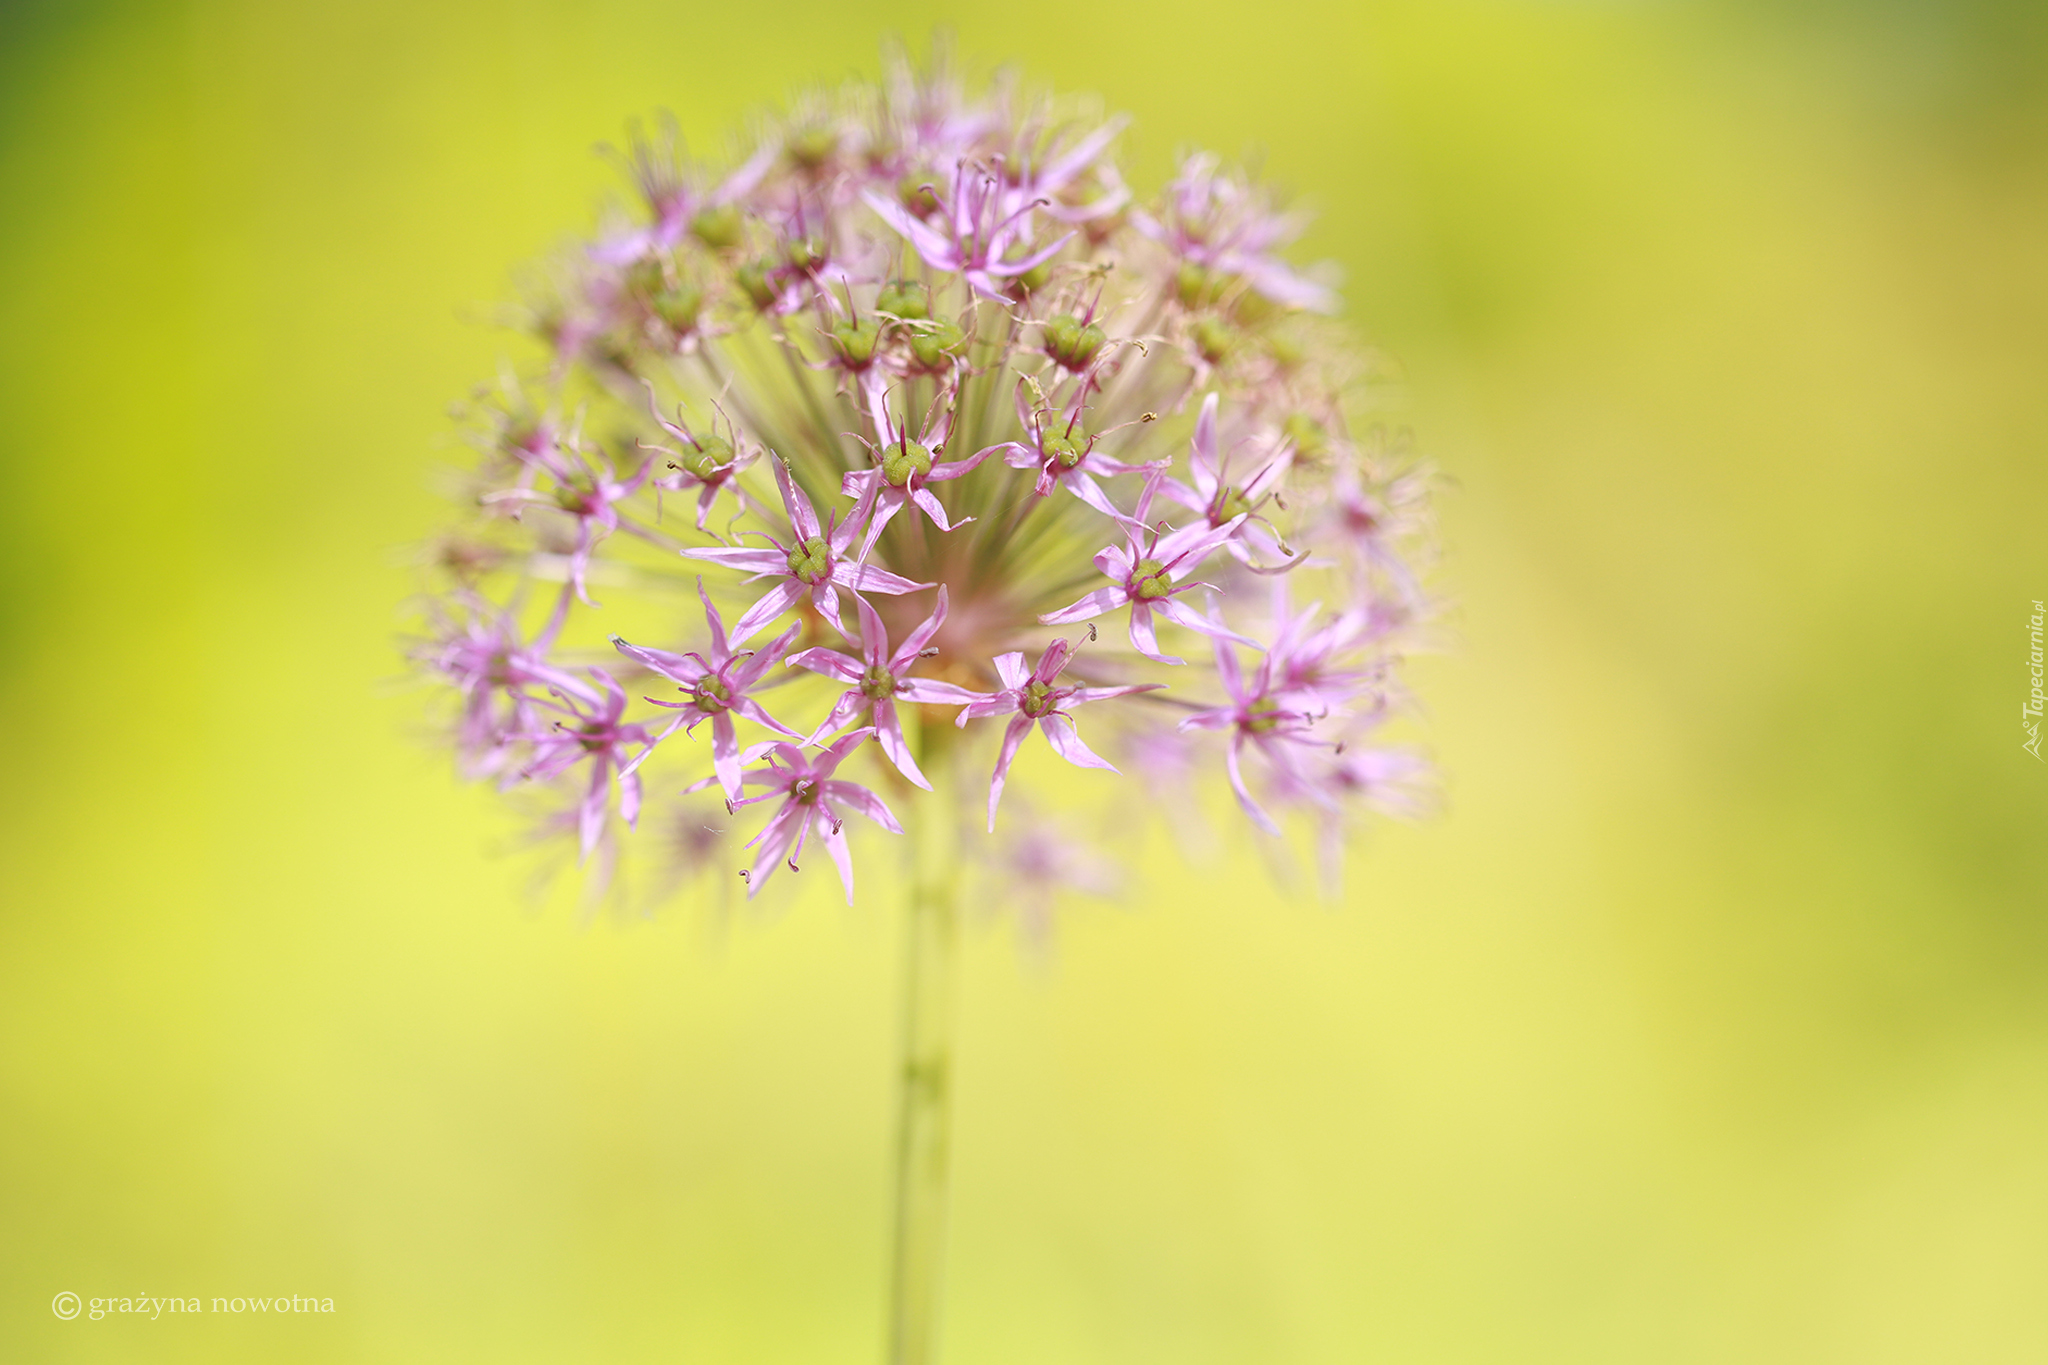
[[1043, 432, 1084, 470], [831, 318, 880, 367], [786, 535, 833, 584], [553, 474, 596, 512], [1130, 557, 1173, 600], [860, 665, 897, 701], [678, 436, 733, 480], [1020, 680, 1058, 718], [693, 677, 732, 711], [881, 441, 933, 488]]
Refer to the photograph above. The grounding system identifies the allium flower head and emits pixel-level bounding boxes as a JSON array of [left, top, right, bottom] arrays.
[[411, 46, 1438, 909]]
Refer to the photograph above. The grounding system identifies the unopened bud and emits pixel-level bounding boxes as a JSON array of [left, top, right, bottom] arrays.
[[1043, 314, 1106, 371], [674, 435, 734, 480], [909, 320, 968, 371], [653, 283, 704, 332], [1282, 413, 1328, 460], [1175, 262, 1222, 309], [690, 203, 744, 251], [783, 237, 826, 274], [1192, 317, 1235, 365], [898, 174, 941, 215], [788, 127, 838, 170], [1009, 260, 1054, 296], [735, 260, 778, 310], [830, 318, 881, 369], [875, 279, 930, 320]]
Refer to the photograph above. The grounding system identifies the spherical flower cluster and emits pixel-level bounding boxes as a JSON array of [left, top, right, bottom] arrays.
[[413, 51, 1435, 907]]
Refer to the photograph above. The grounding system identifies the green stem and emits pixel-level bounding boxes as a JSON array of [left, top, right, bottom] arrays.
[[887, 724, 963, 1365]]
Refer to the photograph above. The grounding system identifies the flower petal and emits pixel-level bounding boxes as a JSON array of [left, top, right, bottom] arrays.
[[787, 646, 863, 684], [1038, 587, 1124, 626], [987, 714, 1031, 832], [890, 586, 949, 667], [1040, 715, 1118, 773], [726, 578, 807, 648], [992, 651, 1030, 691], [870, 700, 932, 791], [822, 778, 905, 832]]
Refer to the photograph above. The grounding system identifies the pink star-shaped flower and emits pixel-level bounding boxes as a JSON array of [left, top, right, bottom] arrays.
[[1037, 468, 1260, 665], [1156, 393, 1296, 570], [722, 730, 904, 904], [787, 588, 985, 789], [483, 431, 659, 606], [954, 639, 1161, 831], [515, 669, 654, 860], [683, 457, 930, 646], [862, 159, 1072, 301], [984, 382, 1158, 521], [609, 580, 805, 801], [840, 380, 993, 555]]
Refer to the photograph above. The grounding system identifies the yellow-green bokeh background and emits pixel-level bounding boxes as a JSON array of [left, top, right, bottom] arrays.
[[5, 1, 2046, 1360]]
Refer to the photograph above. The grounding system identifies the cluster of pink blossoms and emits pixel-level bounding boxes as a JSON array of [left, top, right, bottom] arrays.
[[414, 52, 1435, 907]]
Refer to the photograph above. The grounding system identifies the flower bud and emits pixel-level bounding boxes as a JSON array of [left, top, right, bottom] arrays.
[[690, 203, 744, 251], [831, 318, 881, 369], [675, 435, 734, 480], [1021, 680, 1057, 718], [1042, 314, 1106, 371], [1175, 262, 1222, 309], [1282, 412, 1329, 461], [735, 260, 778, 310], [627, 255, 670, 300], [1232, 288, 1284, 329], [875, 279, 930, 320], [1213, 485, 1254, 523], [908, 320, 967, 371], [653, 283, 704, 333], [788, 127, 838, 170], [553, 471, 597, 513], [783, 237, 826, 274], [897, 173, 941, 216], [1008, 260, 1054, 297], [1192, 317, 1235, 365]]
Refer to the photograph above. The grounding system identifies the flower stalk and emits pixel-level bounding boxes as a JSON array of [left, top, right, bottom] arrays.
[[888, 720, 963, 1365], [888, 720, 966, 1358]]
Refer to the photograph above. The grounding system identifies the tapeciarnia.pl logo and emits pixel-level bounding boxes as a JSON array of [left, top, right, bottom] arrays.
[[2025, 600, 2044, 761]]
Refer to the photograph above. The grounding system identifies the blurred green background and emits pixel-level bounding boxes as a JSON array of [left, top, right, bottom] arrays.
[[4, 0, 2045, 1360]]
